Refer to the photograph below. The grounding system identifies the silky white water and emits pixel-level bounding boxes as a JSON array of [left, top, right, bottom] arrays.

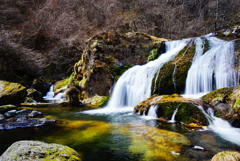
[[106, 39, 189, 109], [198, 105, 240, 145], [167, 107, 179, 123], [43, 85, 64, 102], [83, 39, 189, 114], [185, 36, 238, 95]]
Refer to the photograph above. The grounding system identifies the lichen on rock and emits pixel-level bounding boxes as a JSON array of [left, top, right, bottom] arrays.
[[0, 140, 81, 161], [71, 32, 168, 100], [0, 81, 27, 106]]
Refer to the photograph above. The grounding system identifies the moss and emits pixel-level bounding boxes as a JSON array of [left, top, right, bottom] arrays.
[[92, 96, 110, 107], [233, 98, 240, 110], [152, 42, 195, 95], [202, 87, 233, 104], [79, 78, 87, 87], [110, 64, 132, 79], [148, 48, 160, 61], [212, 150, 240, 161], [54, 73, 77, 91]]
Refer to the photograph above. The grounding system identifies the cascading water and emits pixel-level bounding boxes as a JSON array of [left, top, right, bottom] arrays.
[[185, 35, 238, 95], [167, 107, 179, 123], [105, 39, 190, 109], [43, 85, 65, 103], [146, 104, 158, 118], [198, 105, 240, 145]]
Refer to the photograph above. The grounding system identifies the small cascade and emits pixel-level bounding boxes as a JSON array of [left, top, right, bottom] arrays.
[[185, 36, 238, 95], [198, 105, 240, 145], [167, 107, 179, 123], [147, 104, 158, 118], [43, 85, 64, 103], [106, 39, 190, 109], [44, 85, 54, 98]]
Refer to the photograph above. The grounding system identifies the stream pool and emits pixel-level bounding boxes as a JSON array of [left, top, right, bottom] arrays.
[[0, 106, 240, 161]]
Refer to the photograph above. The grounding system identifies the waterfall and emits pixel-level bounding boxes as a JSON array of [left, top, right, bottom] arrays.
[[147, 104, 158, 118], [44, 85, 54, 98], [185, 36, 238, 95], [167, 107, 179, 123], [198, 105, 240, 145], [106, 39, 189, 109], [43, 85, 64, 103]]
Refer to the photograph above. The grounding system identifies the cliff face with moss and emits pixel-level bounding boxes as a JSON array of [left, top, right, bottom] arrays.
[[71, 32, 167, 99]]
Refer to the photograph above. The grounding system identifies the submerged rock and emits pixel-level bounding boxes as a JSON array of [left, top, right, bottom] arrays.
[[0, 81, 27, 106], [0, 140, 81, 161], [121, 124, 191, 161], [134, 95, 208, 126]]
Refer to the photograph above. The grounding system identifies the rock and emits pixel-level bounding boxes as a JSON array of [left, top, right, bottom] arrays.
[[0, 114, 5, 121], [152, 40, 196, 95], [202, 86, 240, 127], [16, 109, 30, 117], [211, 151, 240, 161], [71, 32, 168, 99], [0, 140, 81, 161], [0, 104, 17, 114], [82, 95, 109, 108], [4, 110, 17, 118], [28, 110, 43, 118], [26, 88, 43, 102], [134, 94, 208, 126], [0, 81, 27, 106], [32, 78, 52, 97]]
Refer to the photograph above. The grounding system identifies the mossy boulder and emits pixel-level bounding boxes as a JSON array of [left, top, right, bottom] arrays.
[[211, 150, 240, 161], [0, 81, 27, 106], [134, 94, 208, 126], [26, 88, 43, 102], [202, 86, 240, 127], [152, 40, 195, 95], [82, 95, 109, 108], [0, 140, 81, 161], [71, 32, 168, 99]]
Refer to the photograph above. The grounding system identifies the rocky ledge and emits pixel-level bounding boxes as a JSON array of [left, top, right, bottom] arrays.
[[0, 104, 55, 130]]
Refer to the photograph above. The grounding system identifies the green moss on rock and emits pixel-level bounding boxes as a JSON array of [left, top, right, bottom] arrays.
[[211, 150, 240, 161], [152, 41, 195, 95]]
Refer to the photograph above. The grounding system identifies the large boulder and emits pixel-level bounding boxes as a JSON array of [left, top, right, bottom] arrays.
[[0, 140, 81, 161], [0, 81, 27, 106], [134, 94, 208, 126], [71, 32, 168, 99], [201, 86, 240, 127]]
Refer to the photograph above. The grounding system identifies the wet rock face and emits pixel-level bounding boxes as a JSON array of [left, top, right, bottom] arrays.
[[0, 140, 81, 161], [72, 32, 167, 99], [152, 40, 195, 95], [0, 81, 27, 106]]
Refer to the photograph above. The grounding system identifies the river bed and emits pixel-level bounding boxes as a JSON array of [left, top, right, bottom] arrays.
[[0, 106, 239, 161]]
